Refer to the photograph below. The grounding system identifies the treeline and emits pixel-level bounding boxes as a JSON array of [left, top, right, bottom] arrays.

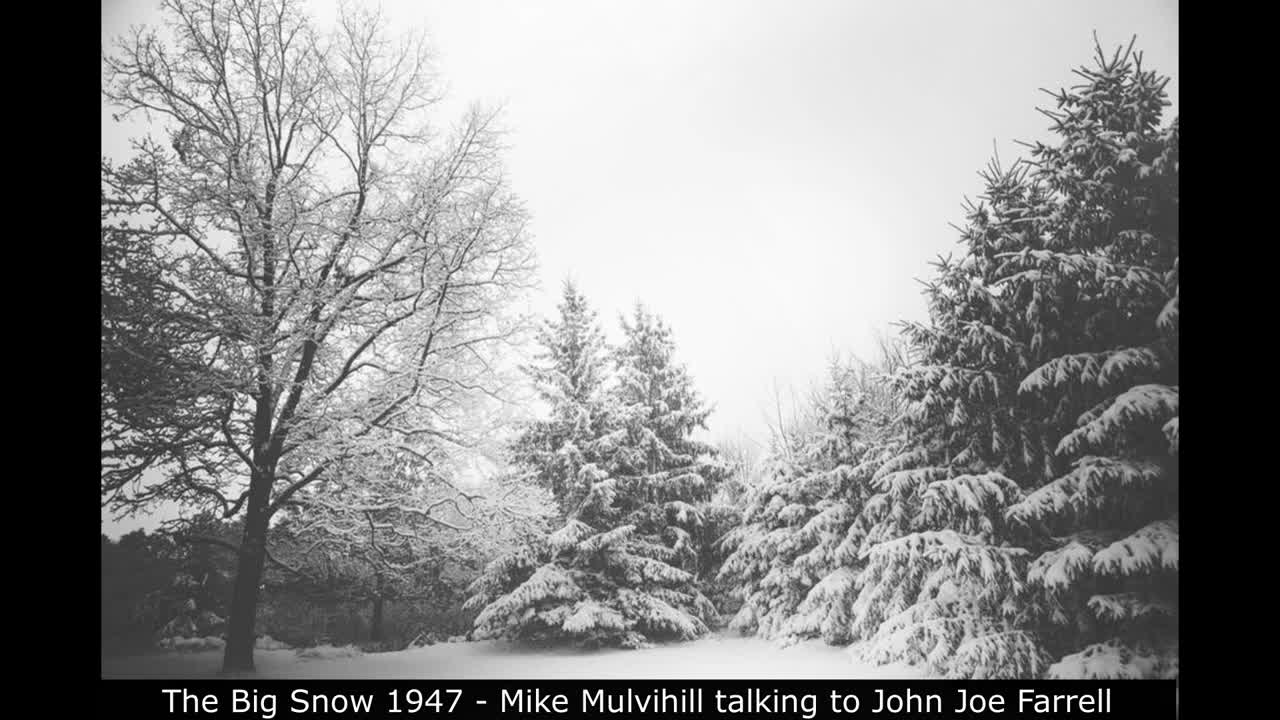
[[101, 515, 488, 654], [102, 521, 235, 653], [718, 39, 1179, 679], [466, 39, 1178, 679]]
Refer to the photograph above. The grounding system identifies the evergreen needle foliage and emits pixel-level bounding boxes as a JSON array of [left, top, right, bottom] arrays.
[[716, 37, 1177, 680], [849, 37, 1178, 678], [467, 293, 726, 648], [717, 346, 906, 646]]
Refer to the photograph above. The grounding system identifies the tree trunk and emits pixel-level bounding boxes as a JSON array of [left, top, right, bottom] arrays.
[[370, 572, 385, 643], [221, 472, 272, 673], [371, 595, 384, 643]]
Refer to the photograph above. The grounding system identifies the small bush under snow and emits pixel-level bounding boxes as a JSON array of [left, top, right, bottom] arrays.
[[256, 635, 291, 651], [296, 644, 363, 661], [158, 636, 226, 652]]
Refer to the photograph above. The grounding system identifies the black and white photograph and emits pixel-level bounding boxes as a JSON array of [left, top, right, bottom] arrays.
[[101, 0, 1179, 682]]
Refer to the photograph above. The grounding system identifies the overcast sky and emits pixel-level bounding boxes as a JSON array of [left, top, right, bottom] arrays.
[[102, 0, 1178, 536]]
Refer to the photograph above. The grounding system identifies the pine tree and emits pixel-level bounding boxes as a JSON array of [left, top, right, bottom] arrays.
[[513, 280, 613, 515], [467, 303, 724, 647], [844, 38, 1178, 679]]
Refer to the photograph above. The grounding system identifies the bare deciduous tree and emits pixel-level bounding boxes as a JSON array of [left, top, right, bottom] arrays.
[[270, 454, 553, 645], [101, 0, 535, 671]]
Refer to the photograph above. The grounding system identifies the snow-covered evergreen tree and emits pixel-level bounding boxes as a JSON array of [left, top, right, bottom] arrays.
[[467, 303, 724, 647], [604, 305, 728, 578], [512, 280, 613, 515], [1005, 39, 1179, 679], [845, 38, 1178, 679], [699, 436, 759, 616], [718, 348, 905, 646], [717, 423, 828, 640], [782, 353, 907, 646]]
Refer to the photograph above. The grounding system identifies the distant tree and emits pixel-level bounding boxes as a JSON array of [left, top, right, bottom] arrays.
[[158, 516, 242, 640], [717, 344, 905, 644], [101, 517, 242, 652], [102, 530, 180, 651], [698, 433, 760, 615], [716, 428, 826, 640], [271, 454, 554, 643], [101, 0, 535, 671], [713, 433, 764, 502]]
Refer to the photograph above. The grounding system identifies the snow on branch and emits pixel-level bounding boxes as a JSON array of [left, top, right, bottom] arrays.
[[1156, 292, 1178, 336], [1025, 531, 1118, 593], [920, 472, 1022, 539], [1092, 517, 1178, 577], [1019, 345, 1171, 397], [1047, 639, 1178, 679], [1162, 417, 1178, 455], [1056, 384, 1178, 457], [1087, 592, 1176, 623], [1005, 457, 1164, 532], [472, 564, 584, 633]]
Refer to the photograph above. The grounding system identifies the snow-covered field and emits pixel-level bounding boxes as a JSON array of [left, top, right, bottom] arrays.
[[102, 634, 924, 680]]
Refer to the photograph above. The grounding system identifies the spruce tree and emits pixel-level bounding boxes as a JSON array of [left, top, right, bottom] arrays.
[[718, 349, 905, 646], [1004, 39, 1178, 679], [698, 438, 756, 618], [782, 353, 906, 646], [844, 38, 1178, 679], [467, 303, 723, 647], [603, 305, 727, 583], [513, 280, 613, 515], [717, 424, 827, 640]]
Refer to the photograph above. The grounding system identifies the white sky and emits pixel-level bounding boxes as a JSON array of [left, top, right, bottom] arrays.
[[101, 0, 1178, 536]]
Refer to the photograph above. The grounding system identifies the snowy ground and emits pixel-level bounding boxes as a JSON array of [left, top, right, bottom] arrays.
[[102, 633, 924, 679]]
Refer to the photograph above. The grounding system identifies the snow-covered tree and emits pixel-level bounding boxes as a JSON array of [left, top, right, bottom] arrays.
[[781, 352, 907, 646], [603, 305, 728, 581], [467, 304, 724, 647], [717, 427, 828, 640], [101, 0, 536, 671], [269, 449, 554, 643], [845, 38, 1178, 679], [144, 516, 240, 643], [718, 347, 905, 645], [699, 433, 761, 615], [512, 280, 613, 515], [1005, 38, 1179, 679]]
